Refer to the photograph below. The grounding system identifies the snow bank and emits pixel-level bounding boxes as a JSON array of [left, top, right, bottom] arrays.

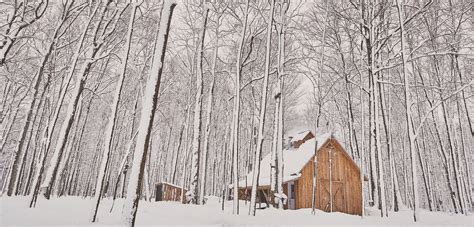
[[2, 196, 471, 226]]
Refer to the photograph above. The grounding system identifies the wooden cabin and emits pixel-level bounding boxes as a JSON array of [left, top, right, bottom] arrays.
[[155, 182, 187, 203], [238, 131, 363, 216]]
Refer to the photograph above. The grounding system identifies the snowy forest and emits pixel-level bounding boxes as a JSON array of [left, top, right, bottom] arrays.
[[0, 0, 473, 226]]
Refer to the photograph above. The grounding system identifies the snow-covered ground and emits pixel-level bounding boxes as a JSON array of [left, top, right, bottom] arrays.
[[1, 196, 472, 226]]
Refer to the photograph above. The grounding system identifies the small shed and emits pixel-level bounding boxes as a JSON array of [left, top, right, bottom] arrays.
[[155, 182, 187, 203], [238, 131, 363, 216]]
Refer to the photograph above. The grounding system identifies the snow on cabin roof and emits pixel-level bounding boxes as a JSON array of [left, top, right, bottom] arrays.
[[237, 132, 331, 188], [156, 182, 187, 190]]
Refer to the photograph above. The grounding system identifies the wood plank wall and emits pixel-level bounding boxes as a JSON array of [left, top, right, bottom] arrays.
[[155, 183, 186, 203], [294, 139, 362, 215]]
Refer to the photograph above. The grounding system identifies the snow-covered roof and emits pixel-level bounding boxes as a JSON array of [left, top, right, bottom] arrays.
[[156, 182, 187, 190], [238, 132, 331, 188]]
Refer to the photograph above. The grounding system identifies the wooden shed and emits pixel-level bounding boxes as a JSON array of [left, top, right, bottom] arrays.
[[155, 182, 187, 203], [238, 131, 363, 216]]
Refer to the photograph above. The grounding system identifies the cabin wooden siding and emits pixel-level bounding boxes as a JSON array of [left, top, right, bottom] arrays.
[[155, 183, 186, 203], [294, 139, 362, 215]]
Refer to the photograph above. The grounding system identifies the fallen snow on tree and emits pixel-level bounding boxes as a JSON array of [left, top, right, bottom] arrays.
[[273, 192, 288, 205], [1, 196, 472, 226]]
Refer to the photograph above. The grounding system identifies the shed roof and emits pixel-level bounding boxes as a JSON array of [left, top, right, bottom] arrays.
[[156, 182, 187, 190]]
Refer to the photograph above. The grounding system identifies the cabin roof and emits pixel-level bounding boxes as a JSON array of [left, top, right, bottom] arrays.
[[156, 182, 187, 190], [237, 131, 333, 188], [289, 130, 312, 143]]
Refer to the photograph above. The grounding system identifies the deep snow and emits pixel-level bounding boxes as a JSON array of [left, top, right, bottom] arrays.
[[1, 196, 472, 226]]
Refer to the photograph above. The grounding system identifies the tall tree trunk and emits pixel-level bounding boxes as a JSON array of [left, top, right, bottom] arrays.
[[91, 2, 136, 222], [230, 0, 250, 215], [199, 27, 218, 204], [311, 0, 329, 214], [364, 8, 379, 210], [274, 0, 287, 209], [121, 1, 176, 226], [171, 101, 190, 185], [249, 0, 272, 216], [359, 54, 366, 217], [189, 5, 209, 205], [396, 0, 419, 221]]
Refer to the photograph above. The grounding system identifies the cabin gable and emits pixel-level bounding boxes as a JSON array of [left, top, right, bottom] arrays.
[[294, 139, 362, 215]]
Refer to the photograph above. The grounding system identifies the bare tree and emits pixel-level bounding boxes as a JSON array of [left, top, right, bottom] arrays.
[[41, 0, 122, 199], [91, 1, 138, 222], [188, 3, 209, 205], [121, 1, 176, 226], [249, 0, 273, 216], [0, 0, 49, 65]]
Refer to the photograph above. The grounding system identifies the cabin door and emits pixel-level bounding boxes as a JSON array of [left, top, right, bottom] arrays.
[[319, 180, 345, 213], [156, 184, 163, 201], [287, 181, 296, 209]]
